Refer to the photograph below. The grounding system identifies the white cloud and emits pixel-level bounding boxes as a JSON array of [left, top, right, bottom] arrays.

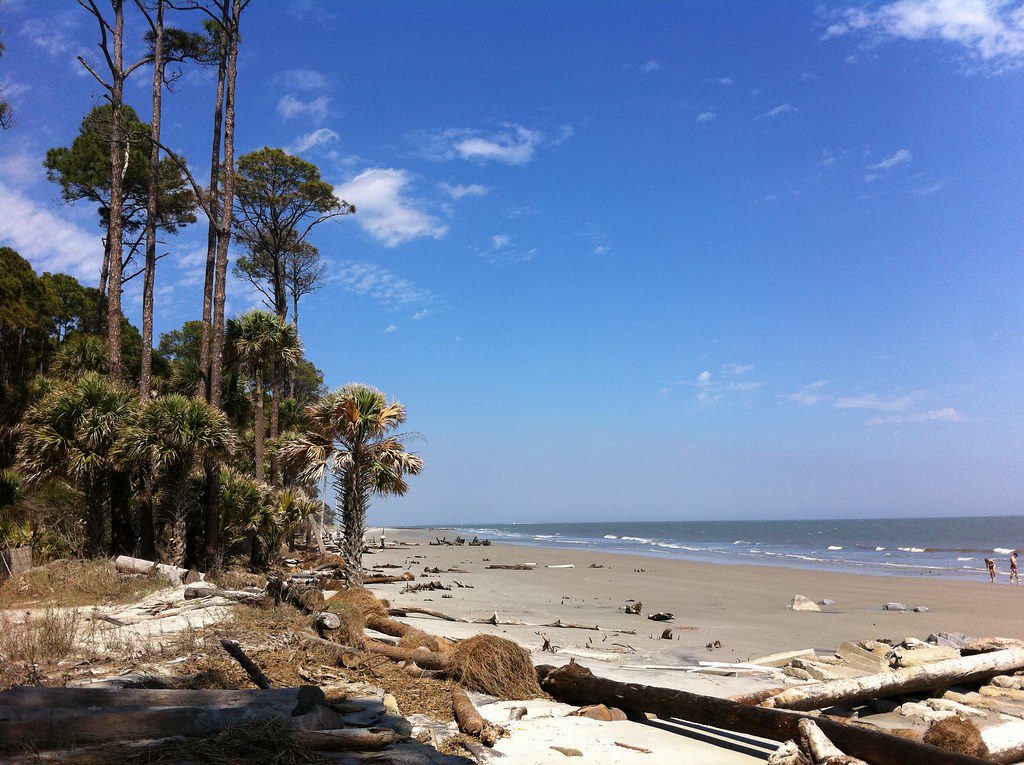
[[642, 60, 662, 72], [334, 169, 447, 247], [592, 245, 611, 255], [478, 234, 537, 263], [288, 127, 340, 153], [870, 148, 913, 170], [759, 103, 795, 118], [20, 16, 76, 56], [418, 125, 552, 165], [281, 68, 329, 90], [833, 393, 920, 411], [787, 380, 831, 406], [689, 369, 763, 402], [868, 407, 967, 425], [0, 181, 100, 281], [412, 309, 432, 321], [383, 323, 398, 334], [724, 363, 754, 374], [439, 182, 488, 199], [823, 0, 1024, 67], [712, 76, 735, 85], [696, 109, 717, 122], [330, 261, 433, 307], [913, 179, 947, 195], [491, 234, 511, 249], [277, 94, 330, 122]]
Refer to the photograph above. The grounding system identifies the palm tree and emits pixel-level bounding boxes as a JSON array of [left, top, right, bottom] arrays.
[[116, 394, 236, 564], [51, 334, 108, 379], [227, 310, 301, 485], [280, 384, 423, 585], [17, 372, 137, 556]]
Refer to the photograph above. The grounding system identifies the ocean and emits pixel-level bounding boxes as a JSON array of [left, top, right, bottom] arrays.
[[451, 516, 1024, 580]]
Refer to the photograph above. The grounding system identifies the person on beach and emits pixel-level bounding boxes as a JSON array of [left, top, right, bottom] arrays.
[[986, 557, 997, 583], [1011, 552, 1020, 585]]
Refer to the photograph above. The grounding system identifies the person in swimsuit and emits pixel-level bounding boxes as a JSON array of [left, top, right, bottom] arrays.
[[986, 557, 997, 583], [1011, 552, 1020, 585]]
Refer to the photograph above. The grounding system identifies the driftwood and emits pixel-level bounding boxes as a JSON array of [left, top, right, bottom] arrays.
[[183, 585, 266, 606], [364, 572, 415, 585], [763, 647, 1024, 712], [292, 727, 403, 751], [221, 639, 273, 689], [266, 577, 325, 613], [389, 606, 463, 622], [363, 641, 450, 672], [0, 687, 308, 709], [392, 607, 634, 634], [113, 555, 201, 585], [452, 687, 501, 747], [799, 719, 869, 764], [485, 564, 534, 570], [540, 661, 990, 765]]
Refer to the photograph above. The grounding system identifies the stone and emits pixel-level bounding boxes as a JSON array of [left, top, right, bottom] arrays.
[[903, 637, 929, 649], [571, 704, 627, 721], [818, 598, 837, 606], [894, 645, 960, 667], [787, 595, 821, 612], [750, 649, 816, 667], [837, 641, 890, 672], [883, 602, 908, 611], [929, 632, 971, 649], [913, 606, 930, 613], [316, 612, 342, 631]]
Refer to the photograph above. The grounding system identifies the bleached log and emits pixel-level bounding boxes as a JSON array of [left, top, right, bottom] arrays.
[[452, 687, 500, 747], [763, 647, 1024, 712], [363, 640, 450, 671], [113, 555, 201, 585], [541, 660, 990, 765], [973, 717, 1024, 764], [768, 740, 811, 764], [291, 727, 403, 751], [799, 719, 869, 764], [183, 585, 265, 605], [0, 687, 309, 708]]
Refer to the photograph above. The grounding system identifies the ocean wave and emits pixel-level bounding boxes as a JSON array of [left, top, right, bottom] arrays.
[[898, 547, 926, 553], [957, 557, 974, 561], [994, 548, 1016, 555], [621, 536, 653, 543], [875, 547, 886, 551], [534, 535, 556, 539], [827, 545, 843, 551], [603, 535, 618, 539]]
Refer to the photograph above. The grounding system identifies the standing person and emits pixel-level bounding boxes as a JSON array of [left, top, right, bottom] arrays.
[[1011, 552, 1020, 585], [986, 557, 997, 583], [380, 530, 386, 549]]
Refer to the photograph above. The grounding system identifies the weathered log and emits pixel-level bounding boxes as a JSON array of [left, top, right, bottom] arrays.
[[763, 647, 1024, 712], [468, 611, 635, 634], [389, 606, 467, 622], [113, 555, 200, 585], [0, 687, 308, 709], [294, 633, 362, 668], [769, 740, 811, 765], [485, 564, 534, 570], [452, 687, 500, 747], [221, 639, 273, 689], [362, 641, 450, 672], [183, 585, 266, 606], [291, 727, 404, 751], [540, 661, 990, 765], [799, 718, 869, 764], [363, 572, 415, 584]]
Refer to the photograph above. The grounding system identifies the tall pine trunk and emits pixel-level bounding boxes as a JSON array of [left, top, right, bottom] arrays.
[[253, 370, 266, 484], [140, 0, 166, 402], [105, 1, 127, 382]]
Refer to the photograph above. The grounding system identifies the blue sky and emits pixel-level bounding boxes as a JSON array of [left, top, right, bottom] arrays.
[[1, 0, 1023, 525]]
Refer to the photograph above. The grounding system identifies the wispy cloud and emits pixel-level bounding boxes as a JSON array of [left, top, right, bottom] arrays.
[[334, 169, 448, 247], [383, 323, 398, 334], [20, 15, 77, 56], [0, 181, 100, 281], [868, 407, 967, 425], [642, 60, 662, 72], [912, 179, 946, 195], [438, 182, 488, 199], [759, 103, 795, 119], [869, 148, 912, 170], [478, 234, 537, 263], [696, 108, 717, 123], [416, 124, 566, 165], [787, 380, 831, 406], [330, 261, 433, 307], [412, 309, 432, 321], [833, 392, 921, 411], [685, 366, 764, 402], [281, 68, 329, 91], [288, 127, 339, 153], [823, 0, 1024, 69], [277, 94, 330, 122], [711, 76, 735, 85]]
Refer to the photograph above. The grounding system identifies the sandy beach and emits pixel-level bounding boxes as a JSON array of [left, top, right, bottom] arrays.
[[368, 527, 1024, 690]]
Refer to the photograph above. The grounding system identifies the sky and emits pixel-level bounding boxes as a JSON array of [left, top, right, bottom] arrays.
[[1, 0, 1023, 526]]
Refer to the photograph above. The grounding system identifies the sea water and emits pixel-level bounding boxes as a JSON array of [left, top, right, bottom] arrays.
[[451, 516, 1024, 580]]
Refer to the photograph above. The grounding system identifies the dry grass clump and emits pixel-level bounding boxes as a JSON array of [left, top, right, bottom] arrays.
[[207, 568, 266, 591], [324, 601, 365, 648], [124, 717, 324, 765], [329, 587, 388, 619], [0, 558, 163, 609], [924, 716, 989, 758], [0, 607, 81, 690], [398, 628, 439, 652], [447, 634, 542, 699]]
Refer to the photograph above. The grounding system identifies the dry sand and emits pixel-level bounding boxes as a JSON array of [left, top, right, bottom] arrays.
[[365, 527, 1023, 695]]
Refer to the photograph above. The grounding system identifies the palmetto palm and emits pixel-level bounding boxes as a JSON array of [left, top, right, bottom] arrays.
[[17, 372, 137, 556], [116, 394, 236, 563], [227, 310, 302, 485], [280, 384, 423, 585], [51, 334, 109, 379]]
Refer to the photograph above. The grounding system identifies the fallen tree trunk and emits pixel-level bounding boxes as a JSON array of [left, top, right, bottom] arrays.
[[799, 718, 869, 764], [540, 661, 990, 765], [292, 727, 404, 751], [364, 572, 415, 584], [221, 639, 273, 689], [0, 687, 306, 709], [763, 647, 1024, 712], [452, 687, 500, 747], [362, 641, 450, 672], [389, 606, 466, 622], [113, 555, 200, 585], [485, 564, 534, 570], [184, 585, 266, 606]]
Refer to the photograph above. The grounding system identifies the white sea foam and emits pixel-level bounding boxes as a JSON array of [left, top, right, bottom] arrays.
[[994, 548, 1015, 555], [957, 557, 974, 561], [621, 536, 652, 543], [827, 545, 843, 551], [875, 546, 886, 551], [603, 535, 618, 539], [898, 547, 926, 553]]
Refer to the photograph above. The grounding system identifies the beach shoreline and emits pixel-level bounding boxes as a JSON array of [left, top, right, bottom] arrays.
[[363, 527, 1024, 677]]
